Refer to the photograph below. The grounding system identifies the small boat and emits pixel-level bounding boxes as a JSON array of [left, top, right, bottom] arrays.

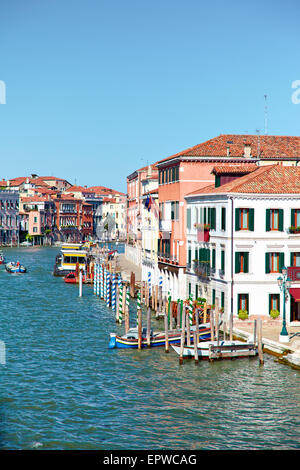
[[5, 261, 27, 273], [0, 251, 5, 264], [64, 272, 86, 284], [171, 340, 258, 360], [108, 323, 212, 349]]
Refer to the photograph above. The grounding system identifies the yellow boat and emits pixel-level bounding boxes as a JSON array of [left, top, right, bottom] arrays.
[[53, 245, 88, 277]]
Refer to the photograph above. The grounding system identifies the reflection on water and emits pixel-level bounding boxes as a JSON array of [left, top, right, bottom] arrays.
[[0, 247, 300, 450]]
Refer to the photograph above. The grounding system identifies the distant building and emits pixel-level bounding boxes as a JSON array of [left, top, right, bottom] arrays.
[[0, 190, 20, 245]]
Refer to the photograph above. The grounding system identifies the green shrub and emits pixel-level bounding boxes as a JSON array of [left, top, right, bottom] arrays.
[[238, 309, 248, 320], [270, 309, 280, 319]]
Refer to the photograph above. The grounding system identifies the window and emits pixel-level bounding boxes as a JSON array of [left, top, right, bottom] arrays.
[[34, 216, 37, 223], [238, 294, 249, 313], [212, 289, 216, 306], [269, 294, 280, 313], [188, 247, 192, 264], [221, 207, 226, 231], [221, 292, 225, 309], [221, 250, 225, 272], [235, 208, 254, 231], [187, 208, 191, 229], [291, 209, 300, 228], [290, 252, 300, 267], [171, 201, 179, 220], [266, 209, 283, 231], [235, 252, 249, 273], [211, 248, 216, 269], [33, 227, 37, 233], [265, 252, 284, 274]]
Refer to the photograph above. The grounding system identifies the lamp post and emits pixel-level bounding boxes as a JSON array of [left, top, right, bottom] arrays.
[[277, 266, 291, 343]]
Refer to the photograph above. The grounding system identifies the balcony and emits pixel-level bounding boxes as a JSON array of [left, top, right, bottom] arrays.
[[159, 219, 172, 232], [193, 261, 210, 279], [158, 252, 179, 265]]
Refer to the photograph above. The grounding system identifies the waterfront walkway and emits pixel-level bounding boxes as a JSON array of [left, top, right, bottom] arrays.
[[117, 253, 141, 283], [232, 319, 300, 368]]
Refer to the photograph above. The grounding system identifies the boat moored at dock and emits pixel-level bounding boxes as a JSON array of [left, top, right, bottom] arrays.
[[108, 323, 212, 349]]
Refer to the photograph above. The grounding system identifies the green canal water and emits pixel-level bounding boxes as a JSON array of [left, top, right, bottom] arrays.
[[0, 246, 300, 450]]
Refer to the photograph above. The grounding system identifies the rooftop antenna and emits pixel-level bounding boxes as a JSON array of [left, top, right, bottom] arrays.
[[264, 94, 268, 135]]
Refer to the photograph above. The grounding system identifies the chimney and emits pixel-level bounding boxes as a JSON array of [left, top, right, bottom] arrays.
[[226, 146, 230, 157], [244, 143, 251, 158]]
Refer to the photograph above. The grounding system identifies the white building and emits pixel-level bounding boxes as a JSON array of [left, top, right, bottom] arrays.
[[185, 164, 300, 327]]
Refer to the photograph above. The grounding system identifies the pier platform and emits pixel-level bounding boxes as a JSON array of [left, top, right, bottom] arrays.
[[232, 319, 300, 369], [117, 254, 141, 283]]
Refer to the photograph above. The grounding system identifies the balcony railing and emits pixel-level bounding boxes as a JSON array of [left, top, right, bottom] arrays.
[[158, 252, 179, 265], [193, 261, 210, 279]]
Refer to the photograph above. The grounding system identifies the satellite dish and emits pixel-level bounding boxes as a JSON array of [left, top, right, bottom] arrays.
[[96, 214, 116, 240]]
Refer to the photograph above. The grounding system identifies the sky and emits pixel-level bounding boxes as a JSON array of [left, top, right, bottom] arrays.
[[0, 0, 299, 192]]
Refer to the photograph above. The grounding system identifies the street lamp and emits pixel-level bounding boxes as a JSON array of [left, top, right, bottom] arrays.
[[277, 266, 291, 343]]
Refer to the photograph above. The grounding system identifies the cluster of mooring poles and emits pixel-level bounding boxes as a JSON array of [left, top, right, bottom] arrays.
[[80, 260, 264, 365]]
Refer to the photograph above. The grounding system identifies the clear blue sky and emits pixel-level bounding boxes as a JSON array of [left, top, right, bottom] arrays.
[[0, 0, 299, 192]]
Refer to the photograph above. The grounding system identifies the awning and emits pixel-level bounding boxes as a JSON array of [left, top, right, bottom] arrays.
[[289, 288, 300, 302]]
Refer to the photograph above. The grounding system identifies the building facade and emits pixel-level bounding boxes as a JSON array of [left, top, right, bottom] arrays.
[[185, 164, 300, 326]]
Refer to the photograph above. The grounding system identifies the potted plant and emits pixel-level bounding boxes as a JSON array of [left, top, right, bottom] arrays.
[[238, 309, 248, 320], [270, 309, 280, 319]]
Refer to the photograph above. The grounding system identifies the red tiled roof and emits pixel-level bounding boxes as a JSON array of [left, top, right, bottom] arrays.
[[158, 134, 300, 164], [186, 165, 300, 197], [65, 185, 94, 193], [212, 164, 258, 175], [89, 186, 125, 196]]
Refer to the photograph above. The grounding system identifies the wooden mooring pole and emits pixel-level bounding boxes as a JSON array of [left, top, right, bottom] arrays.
[[146, 307, 151, 347], [257, 319, 264, 365], [164, 313, 169, 353], [179, 304, 186, 365]]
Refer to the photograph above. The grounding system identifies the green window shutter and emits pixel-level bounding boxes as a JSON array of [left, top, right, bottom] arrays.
[[221, 250, 225, 270], [194, 248, 198, 260], [212, 249, 216, 268], [204, 208, 207, 224], [244, 252, 249, 273], [291, 209, 295, 227], [249, 208, 254, 231], [208, 208, 211, 226], [235, 252, 240, 273], [265, 252, 270, 274], [207, 248, 211, 264], [188, 248, 191, 264], [279, 209, 284, 231], [212, 289, 216, 305], [210, 208, 216, 230], [237, 294, 240, 314], [187, 208, 191, 229], [269, 294, 272, 314], [221, 292, 225, 308], [235, 208, 240, 231], [246, 294, 249, 314], [215, 175, 221, 188], [279, 252, 285, 272], [266, 209, 270, 232], [221, 207, 226, 231], [291, 252, 294, 267]]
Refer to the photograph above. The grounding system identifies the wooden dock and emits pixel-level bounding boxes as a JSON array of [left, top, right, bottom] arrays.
[[208, 342, 257, 361]]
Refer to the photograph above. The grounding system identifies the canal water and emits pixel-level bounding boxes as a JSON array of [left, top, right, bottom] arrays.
[[0, 246, 300, 450]]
